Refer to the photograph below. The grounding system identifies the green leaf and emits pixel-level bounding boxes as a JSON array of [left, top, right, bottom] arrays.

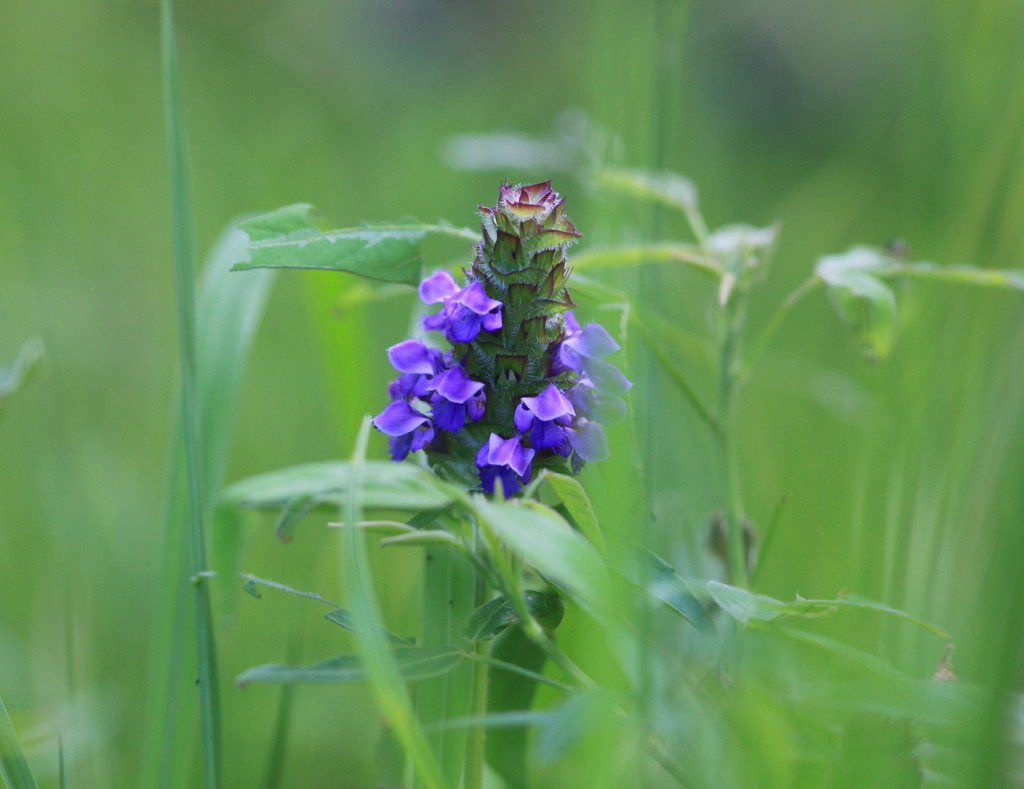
[[0, 696, 39, 789], [880, 260, 1024, 291], [538, 471, 606, 554], [0, 338, 44, 414], [594, 167, 698, 213], [817, 248, 898, 358], [324, 609, 415, 647], [463, 591, 565, 642], [706, 580, 793, 624], [379, 530, 465, 551], [238, 203, 320, 242], [237, 647, 463, 687], [470, 497, 621, 621], [235, 204, 476, 285], [218, 460, 452, 518], [633, 549, 714, 632], [143, 221, 275, 787], [272, 493, 319, 543]]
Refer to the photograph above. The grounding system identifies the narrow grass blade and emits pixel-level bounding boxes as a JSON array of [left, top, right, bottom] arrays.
[[340, 418, 447, 789], [141, 224, 275, 786], [0, 696, 39, 789]]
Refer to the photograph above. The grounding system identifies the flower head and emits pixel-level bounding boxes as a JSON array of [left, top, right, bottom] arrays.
[[371, 182, 630, 496]]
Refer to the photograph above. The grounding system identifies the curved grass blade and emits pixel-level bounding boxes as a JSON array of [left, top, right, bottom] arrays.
[[0, 696, 38, 789], [341, 418, 448, 789]]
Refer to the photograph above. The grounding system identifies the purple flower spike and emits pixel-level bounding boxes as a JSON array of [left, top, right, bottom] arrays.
[[387, 339, 437, 375], [475, 433, 536, 497], [419, 270, 459, 304]]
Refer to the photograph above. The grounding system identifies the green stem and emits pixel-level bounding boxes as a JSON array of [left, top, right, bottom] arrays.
[[737, 275, 821, 385], [160, 0, 220, 783], [717, 294, 748, 588], [463, 637, 490, 789]]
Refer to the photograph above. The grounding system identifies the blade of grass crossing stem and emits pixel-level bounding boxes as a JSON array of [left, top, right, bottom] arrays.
[[0, 696, 39, 789], [417, 530, 475, 787], [159, 0, 220, 784], [341, 418, 447, 789]]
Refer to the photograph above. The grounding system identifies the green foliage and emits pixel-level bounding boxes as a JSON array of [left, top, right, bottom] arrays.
[[0, 697, 38, 789], [234, 204, 477, 285], [0, 339, 43, 416], [237, 648, 463, 687]]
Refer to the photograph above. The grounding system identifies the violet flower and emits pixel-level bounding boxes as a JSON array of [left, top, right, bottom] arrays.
[[475, 433, 536, 497], [420, 271, 503, 343]]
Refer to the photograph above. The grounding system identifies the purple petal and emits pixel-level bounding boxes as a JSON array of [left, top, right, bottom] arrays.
[[558, 343, 584, 373], [586, 359, 632, 396], [455, 281, 503, 316], [486, 435, 519, 468], [467, 391, 487, 422], [447, 307, 483, 342], [429, 365, 484, 404], [372, 400, 429, 436], [387, 339, 435, 375], [479, 465, 523, 497], [387, 433, 413, 462], [409, 424, 434, 452], [530, 419, 567, 450], [563, 323, 619, 359], [514, 402, 533, 433], [568, 420, 609, 462], [423, 308, 450, 332], [431, 400, 466, 432], [475, 437, 494, 468], [419, 270, 459, 304], [564, 310, 582, 336], [520, 385, 575, 422], [507, 442, 535, 478], [482, 310, 503, 332]]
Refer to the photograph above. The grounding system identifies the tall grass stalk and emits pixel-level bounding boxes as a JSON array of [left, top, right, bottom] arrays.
[[159, 0, 221, 784], [341, 418, 447, 789]]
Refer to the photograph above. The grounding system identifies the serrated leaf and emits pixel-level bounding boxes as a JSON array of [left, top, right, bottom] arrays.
[[238, 203, 321, 242], [324, 609, 415, 647], [539, 471, 606, 554], [237, 647, 462, 686], [817, 247, 898, 358], [219, 460, 452, 516], [0, 337, 44, 412], [235, 205, 475, 285]]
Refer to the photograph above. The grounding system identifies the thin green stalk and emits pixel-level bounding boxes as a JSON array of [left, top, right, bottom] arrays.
[[717, 295, 748, 588], [159, 0, 220, 783], [462, 623, 490, 789], [630, 311, 721, 439], [737, 275, 821, 385]]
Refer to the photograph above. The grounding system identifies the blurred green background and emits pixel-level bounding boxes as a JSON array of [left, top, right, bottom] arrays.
[[1, 0, 1022, 786]]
